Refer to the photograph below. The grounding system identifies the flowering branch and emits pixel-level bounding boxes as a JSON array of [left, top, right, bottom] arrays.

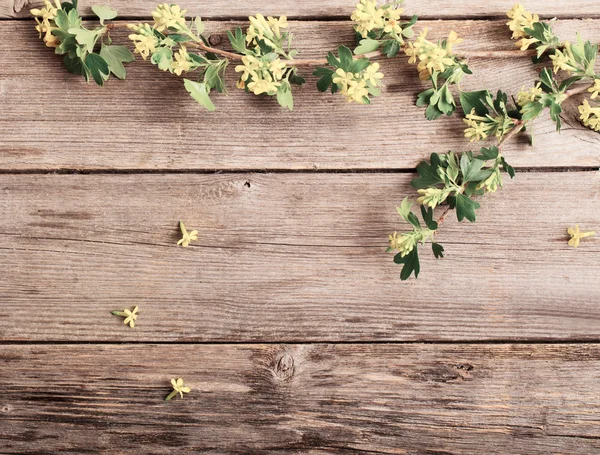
[[387, 3, 599, 280]]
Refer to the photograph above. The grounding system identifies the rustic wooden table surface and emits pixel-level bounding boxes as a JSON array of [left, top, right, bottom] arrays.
[[1, 0, 600, 453]]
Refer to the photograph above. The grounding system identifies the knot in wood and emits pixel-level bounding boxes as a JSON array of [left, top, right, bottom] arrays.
[[208, 34, 222, 46], [274, 352, 294, 380], [13, 0, 29, 13]]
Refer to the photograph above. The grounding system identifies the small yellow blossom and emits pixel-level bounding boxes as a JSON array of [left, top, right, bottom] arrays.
[[152, 3, 187, 31], [516, 83, 543, 106], [31, 0, 62, 48], [363, 62, 384, 86], [30, 0, 60, 22], [549, 48, 572, 73], [506, 4, 540, 39], [165, 378, 191, 401], [417, 187, 452, 209], [111, 306, 139, 328], [247, 77, 281, 95], [515, 37, 538, 51], [171, 46, 194, 76], [351, 0, 385, 38], [463, 110, 493, 142], [477, 168, 502, 193], [405, 28, 457, 80], [268, 58, 286, 80], [127, 23, 159, 60], [588, 79, 600, 99], [388, 231, 416, 257], [235, 55, 286, 95], [579, 100, 600, 132], [568, 225, 596, 248], [246, 14, 287, 48], [177, 221, 198, 247]]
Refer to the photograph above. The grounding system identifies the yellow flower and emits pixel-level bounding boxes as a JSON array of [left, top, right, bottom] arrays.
[[363, 62, 384, 86], [579, 100, 600, 131], [477, 168, 502, 193], [332, 68, 354, 89], [382, 7, 403, 35], [463, 110, 493, 142], [506, 4, 540, 39], [417, 187, 452, 208], [235, 55, 261, 81], [111, 306, 139, 328], [177, 221, 198, 247], [30, 0, 60, 22], [568, 225, 596, 248], [516, 83, 542, 106], [171, 46, 194, 75], [267, 15, 288, 38], [588, 79, 600, 99], [346, 79, 369, 103], [246, 13, 285, 48], [515, 37, 538, 51], [152, 3, 188, 31], [446, 31, 463, 54], [405, 28, 456, 80], [268, 58, 286, 80], [351, 0, 385, 38], [549, 49, 571, 73], [127, 23, 159, 60], [388, 231, 416, 257], [165, 378, 191, 401], [247, 78, 280, 96]]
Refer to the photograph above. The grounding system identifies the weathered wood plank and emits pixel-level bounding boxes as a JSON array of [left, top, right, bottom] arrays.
[[1, 20, 600, 170], [0, 171, 598, 342], [2, 343, 600, 454], [3, 0, 600, 19]]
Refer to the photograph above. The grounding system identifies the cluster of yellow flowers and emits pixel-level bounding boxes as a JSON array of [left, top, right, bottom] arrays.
[[405, 29, 462, 80], [549, 42, 580, 74], [332, 62, 384, 104], [235, 55, 286, 95], [416, 187, 453, 209], [30, 0, 61, 48], [579, 100, 600, 132], [234, 14, 292, 96], [506, 3, 540, 50], [516, 83, 543, 107], [127, 23, 160, 60], [463, 111, 498, 142], [245, 14, 289, 49], [151, 3, 188, 31], [351, 0, 403, 38]]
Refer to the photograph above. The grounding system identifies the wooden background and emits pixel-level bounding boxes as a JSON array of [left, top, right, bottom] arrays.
[[1, 0, 600, 453]]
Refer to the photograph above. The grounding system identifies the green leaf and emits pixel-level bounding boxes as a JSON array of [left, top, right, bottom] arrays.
[[184, 79, 215, 111], [476, 146, 499, 161], [460, 154, 487, 183], [432, 242, 445, 259], [354, 38, 380, 55], [227, 28, 247, 54], [394, 247, 420, 280], [314, 67, 335, 93], [539, 68, 555, 92], [398, 197, 413, 221], [420, 205, 439, 231], [100, 44, 134, 79], [84, 52, 109, 86], [277, 82, 294, 111], [460, 90, 489, 116], [150, 46, 173, 71], [382, 40, 400, 58], [350, 58, 370, 74], [91, 5, 118, 24], [69, 27, 99, 53], [501, 157, 515, 178], [338, 45, 354, 71], [407, 212, 421, 229], [63, 54, 85, 75], [411, 155, 444, 189], [455, 193, 480, 222]]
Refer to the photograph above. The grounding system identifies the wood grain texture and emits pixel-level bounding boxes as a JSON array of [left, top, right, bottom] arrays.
[[1, 20, 600, 171], [2, 343, 600, 454], [4, 0, 600, 19], [0, 171, 598, 342]]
